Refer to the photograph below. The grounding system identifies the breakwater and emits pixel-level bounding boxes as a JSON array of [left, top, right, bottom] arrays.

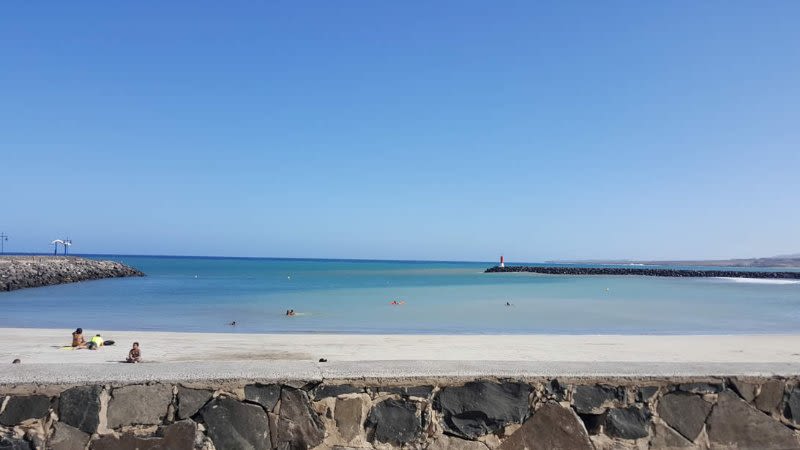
[[0, 256, 144, 292], [1, 374, 799, 449], [486, 265, 800, 279]]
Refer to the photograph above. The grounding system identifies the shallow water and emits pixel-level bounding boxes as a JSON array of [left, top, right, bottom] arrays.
[[1, 256, 798, 334]]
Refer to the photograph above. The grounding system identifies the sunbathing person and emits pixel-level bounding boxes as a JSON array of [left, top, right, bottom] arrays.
[[71, 328, 87, 349], [126, 342, 141, 363]]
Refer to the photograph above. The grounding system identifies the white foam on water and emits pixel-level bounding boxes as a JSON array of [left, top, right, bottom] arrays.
[[715, 277, 800, 285]]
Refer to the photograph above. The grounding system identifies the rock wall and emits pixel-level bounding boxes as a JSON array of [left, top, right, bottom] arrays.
[[0, 257, 144, 292], [2, 376, 800, 449], [485, 265, 800, 279]]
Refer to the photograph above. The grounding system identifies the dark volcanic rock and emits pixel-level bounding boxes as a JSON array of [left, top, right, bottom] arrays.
[[244, 383, 281, 410], [0, 395, 50, 426], [366, 399, 422, 445], [787, 387, 800, 423], [729, 379, 757, 403], [177, 386, 213, 420], [657, 393, 712, 441], [577, 413, 604, 435], [107, 384, 172, 429], [707, 390, 798, 449], [498, 402, 593, 450], [201, 397, 271, 450], [572, 385, 621, 414], [754, 379, 785, 414], [89, 426, 194, 450], [335, 396, 368, 442], [605, 406, 649, 440], [0, 437, 31, 450], [313, 384, 363, 400], [156, 420, 196, 450], [48, 423, 90, 450], [636, 386, 659, 403], [277, 387, 325, 449], [545, 379, 566, 401], [650, 423, 695, 449], [59, 385, 102, 434], [434, 381, 531, 439]]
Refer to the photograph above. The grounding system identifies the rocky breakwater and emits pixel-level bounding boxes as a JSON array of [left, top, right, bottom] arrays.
[[486, 265, 800, 279], [0, 256, 144, 292]]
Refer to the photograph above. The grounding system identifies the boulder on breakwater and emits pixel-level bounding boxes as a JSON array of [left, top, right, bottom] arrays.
[[0, 256, 144, 292], [485, 265, 800, 279]]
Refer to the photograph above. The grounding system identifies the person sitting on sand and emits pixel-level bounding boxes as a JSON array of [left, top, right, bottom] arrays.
[[87, 334, 104, 350], [126, 342, 141, 363], [71, 328, 87, 348]]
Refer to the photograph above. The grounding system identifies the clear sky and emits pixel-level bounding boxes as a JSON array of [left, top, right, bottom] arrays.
[[1, 2, 798, 261]]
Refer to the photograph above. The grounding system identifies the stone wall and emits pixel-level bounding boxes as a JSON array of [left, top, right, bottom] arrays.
[[0, 256, 144, 292], [1, 376, 800, 449]]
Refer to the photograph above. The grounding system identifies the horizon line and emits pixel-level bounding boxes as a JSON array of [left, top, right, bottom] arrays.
[[0, 252, 503, 265]]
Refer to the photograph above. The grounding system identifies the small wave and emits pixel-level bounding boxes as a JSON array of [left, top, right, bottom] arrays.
[[715, 277, 800, 285]]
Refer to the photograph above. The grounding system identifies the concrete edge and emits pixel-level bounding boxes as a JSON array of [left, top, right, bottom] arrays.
[[3, 360, 800, 385]]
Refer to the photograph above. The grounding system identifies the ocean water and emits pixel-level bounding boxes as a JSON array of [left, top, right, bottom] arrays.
[[1, 256, 799, 334]]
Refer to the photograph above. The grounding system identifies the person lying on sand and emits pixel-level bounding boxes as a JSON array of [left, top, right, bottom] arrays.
[[87, 334, 104, 350], [71, 328, 87, 349], [126, 342, 141, 363]]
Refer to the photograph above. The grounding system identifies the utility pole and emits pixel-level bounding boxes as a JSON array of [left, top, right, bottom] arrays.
[[0, 232, 7, 254]]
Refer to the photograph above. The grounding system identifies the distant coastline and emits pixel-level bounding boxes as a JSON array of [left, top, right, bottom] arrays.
[[547, 254, 800, 268]]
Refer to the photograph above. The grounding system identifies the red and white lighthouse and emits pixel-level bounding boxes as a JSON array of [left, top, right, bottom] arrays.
[[500, 255, 505, 268]]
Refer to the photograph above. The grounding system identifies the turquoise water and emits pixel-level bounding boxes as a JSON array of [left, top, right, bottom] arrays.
[[1, 256, 799, 334]]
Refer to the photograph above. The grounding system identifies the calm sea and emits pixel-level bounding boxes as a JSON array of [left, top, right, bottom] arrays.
[[1, 256, 799, 334]]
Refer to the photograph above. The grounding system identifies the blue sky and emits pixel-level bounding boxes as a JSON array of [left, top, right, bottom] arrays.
[[1, 2, 798, 261]]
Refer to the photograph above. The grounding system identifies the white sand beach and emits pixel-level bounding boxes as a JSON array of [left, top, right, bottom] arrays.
[[1, 328, 799, 365]]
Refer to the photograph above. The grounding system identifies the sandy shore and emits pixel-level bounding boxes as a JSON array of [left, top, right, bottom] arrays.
[[1, 328, 800, 365]]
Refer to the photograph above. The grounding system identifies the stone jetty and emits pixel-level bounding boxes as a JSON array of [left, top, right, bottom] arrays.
[[486, 265, 800, 279], [0, 256, 144, 292]]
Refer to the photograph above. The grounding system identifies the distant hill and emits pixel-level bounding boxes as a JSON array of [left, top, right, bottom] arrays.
[[773, 253, 800, 259], [549, 254, 800, 268]]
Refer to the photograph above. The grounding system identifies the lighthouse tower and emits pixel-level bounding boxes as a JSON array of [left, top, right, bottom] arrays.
[[500, 255, 505, 268]]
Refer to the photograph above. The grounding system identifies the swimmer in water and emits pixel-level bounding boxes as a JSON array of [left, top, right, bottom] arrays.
[[229, 321, 237, 326]]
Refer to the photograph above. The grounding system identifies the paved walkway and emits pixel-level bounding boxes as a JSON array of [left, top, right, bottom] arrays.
[[3, 361, 800, 385]]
